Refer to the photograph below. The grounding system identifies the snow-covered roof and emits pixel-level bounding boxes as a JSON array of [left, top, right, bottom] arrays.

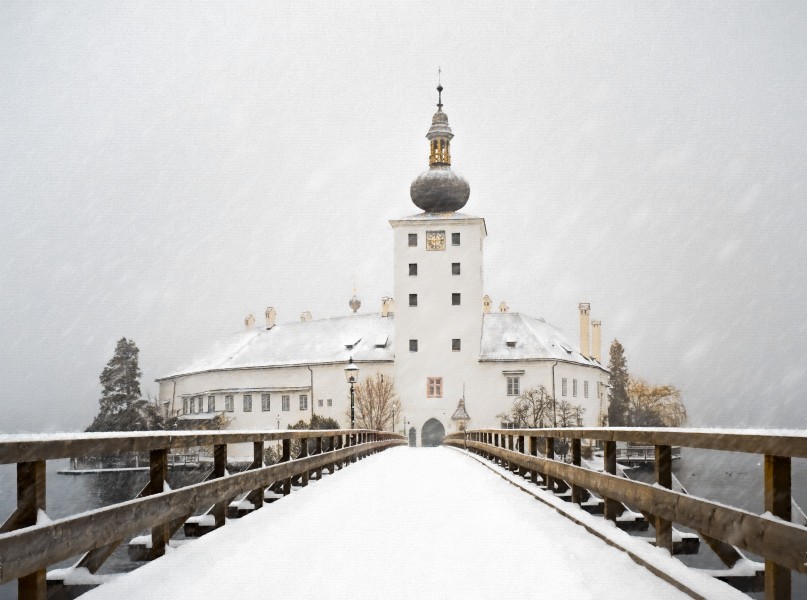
[[480, 312, 604, 368], [158, 313, 395, 380], [159, 311, 603, 381]]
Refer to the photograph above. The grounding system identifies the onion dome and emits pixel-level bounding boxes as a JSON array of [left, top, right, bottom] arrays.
[[410, 82, 470, 213]]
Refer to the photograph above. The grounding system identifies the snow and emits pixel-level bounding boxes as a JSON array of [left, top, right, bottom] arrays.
[[36, 509, 52, 526], [185, 514, 216, 527], [80, 447, 743, 599], [47, 566, 116, 585]]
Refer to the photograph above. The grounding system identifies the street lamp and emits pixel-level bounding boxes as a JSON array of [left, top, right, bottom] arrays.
[[344, 357, 359, 429]]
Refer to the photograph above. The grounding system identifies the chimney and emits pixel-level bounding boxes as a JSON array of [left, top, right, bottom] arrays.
[[265, 307, 276, 329], [498, 301, 509, 313], [300, 311, 312, 322], [591, 320, 602, 362], [244, 313, 256, 329], [381, 297, 395, 317], [579, 303, 591, 358], [482, 295, 492, 314]]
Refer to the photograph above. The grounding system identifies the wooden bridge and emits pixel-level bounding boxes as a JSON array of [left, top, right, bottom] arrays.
[[0, 428, 805, 599]]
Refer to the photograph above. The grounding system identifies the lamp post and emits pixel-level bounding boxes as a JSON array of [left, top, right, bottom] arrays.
[[344, 357, 359, 430]]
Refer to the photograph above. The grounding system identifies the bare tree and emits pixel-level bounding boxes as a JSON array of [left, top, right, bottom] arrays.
[[498, 386, 555, 428], [626, 376, 687, 427], [349, 373, 400, 431]]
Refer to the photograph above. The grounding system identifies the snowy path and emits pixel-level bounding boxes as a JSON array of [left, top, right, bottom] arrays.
[[82, 447, 738, 599]]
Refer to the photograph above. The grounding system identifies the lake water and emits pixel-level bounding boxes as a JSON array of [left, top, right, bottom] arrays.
[[1, 449, 806, 599]]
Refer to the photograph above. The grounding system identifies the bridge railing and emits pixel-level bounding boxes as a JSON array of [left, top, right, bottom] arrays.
[[444, 427, 807, 600], [0, 429, 405, 599]]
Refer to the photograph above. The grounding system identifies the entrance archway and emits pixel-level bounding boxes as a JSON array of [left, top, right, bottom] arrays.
[[408, 427, 417, 447], [421, 418, 445, 447]]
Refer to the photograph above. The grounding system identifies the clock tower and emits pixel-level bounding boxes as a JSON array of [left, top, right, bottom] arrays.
[[390, 84, 486, 445]]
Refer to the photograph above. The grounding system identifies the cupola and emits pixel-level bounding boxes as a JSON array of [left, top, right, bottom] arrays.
[[410, 78, 470, 213]]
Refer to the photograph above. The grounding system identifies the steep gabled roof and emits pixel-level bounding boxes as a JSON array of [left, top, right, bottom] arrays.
[[480, 312, 604, 368], [158, 313, 394, 380]]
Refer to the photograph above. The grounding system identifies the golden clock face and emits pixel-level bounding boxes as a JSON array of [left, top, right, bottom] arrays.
[[426, 230, 446, 251]]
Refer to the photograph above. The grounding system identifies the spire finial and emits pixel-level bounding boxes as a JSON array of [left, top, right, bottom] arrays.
[[436, 67, 443, 110]]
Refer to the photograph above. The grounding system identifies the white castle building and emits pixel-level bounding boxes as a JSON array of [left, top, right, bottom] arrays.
[[157, 85, 609, 446]]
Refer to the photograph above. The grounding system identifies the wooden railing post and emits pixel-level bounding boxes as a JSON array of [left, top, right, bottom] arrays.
[[327, 435, 336, 473], [250, 441, 264, 510], [571, 439, 583, 505], [765, 455, 791, 600], [281, 439, 291, 495], [654, 444, 672, 553], [507, 434, 515, 471], [529, 436, 538, 485], [517, 435, 526, 477], [544, 437, 555, 493], [603, 440, 618, 521], [16, 460, 46, 600], [149, 449, 169, 559], [314, 436, 323, 480], [299, 436, 309, 487], [212, 444, 227, 526]]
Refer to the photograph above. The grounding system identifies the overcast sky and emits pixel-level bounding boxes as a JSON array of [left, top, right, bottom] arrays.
[[2, 2, 806, 432]]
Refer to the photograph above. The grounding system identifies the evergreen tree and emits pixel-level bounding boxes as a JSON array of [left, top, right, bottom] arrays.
[[87, 337, 162, 432], [607, 339, 630, 426]]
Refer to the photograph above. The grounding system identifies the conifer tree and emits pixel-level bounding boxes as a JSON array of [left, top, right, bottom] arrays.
[[87, 337, 161, 431], [607, 339, 630, 426]]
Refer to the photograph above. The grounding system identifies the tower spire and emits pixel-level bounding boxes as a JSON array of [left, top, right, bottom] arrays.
[[437, 67, 443, 111]]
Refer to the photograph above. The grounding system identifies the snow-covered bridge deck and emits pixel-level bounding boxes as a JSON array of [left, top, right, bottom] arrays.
[[82, 447, 742, 599]]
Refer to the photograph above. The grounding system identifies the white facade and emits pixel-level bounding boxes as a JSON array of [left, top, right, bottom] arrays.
[[157, 92, 610, 446]]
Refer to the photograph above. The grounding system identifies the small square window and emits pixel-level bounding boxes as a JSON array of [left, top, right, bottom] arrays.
[[225, 395, 234, 412], [409, 263, 417, 276], [561, 379, 567, 397], [452, 293, 461, 306], [318, 398, 323, 407], [451, 263, 460, 275], [261, 393, 270, 411], [208, 395, 216, 412], [243, 394, 252, 412], [452, 338, 461, 351], [584, 381, 589, 398], [451, 232, 460, 246], [409, 293, 418, 307], [409, 339, 418, 352], [299, 394, 308, 411], [197, 396, 203, 413], [427, 377, 443, 398], [507, 376, 520, 396], [327, 398, 333, 407], [573, 379, 578, 397], [282, 395, 290, 411], [408, 233, 417, 247]]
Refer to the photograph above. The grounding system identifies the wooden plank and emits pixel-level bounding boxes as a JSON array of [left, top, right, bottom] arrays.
[[446, 439, 807, 573], [765, 455, 791, 600], [0, 439, 404, 583], [281, 439, 291, 495], [544, 437, 555, 492], [654, 445, 673, 554]]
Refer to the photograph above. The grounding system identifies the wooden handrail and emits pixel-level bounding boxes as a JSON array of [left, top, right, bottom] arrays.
[[0, 429, 384, 464], [446, 427, 807, 457]]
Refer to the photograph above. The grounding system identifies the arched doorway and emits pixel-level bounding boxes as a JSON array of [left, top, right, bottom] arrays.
[[421, 418, 445, 447], [408, 427, 417, 447]]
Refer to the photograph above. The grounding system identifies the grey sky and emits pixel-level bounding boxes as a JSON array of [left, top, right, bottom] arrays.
[[2, 2, 806, 432]]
